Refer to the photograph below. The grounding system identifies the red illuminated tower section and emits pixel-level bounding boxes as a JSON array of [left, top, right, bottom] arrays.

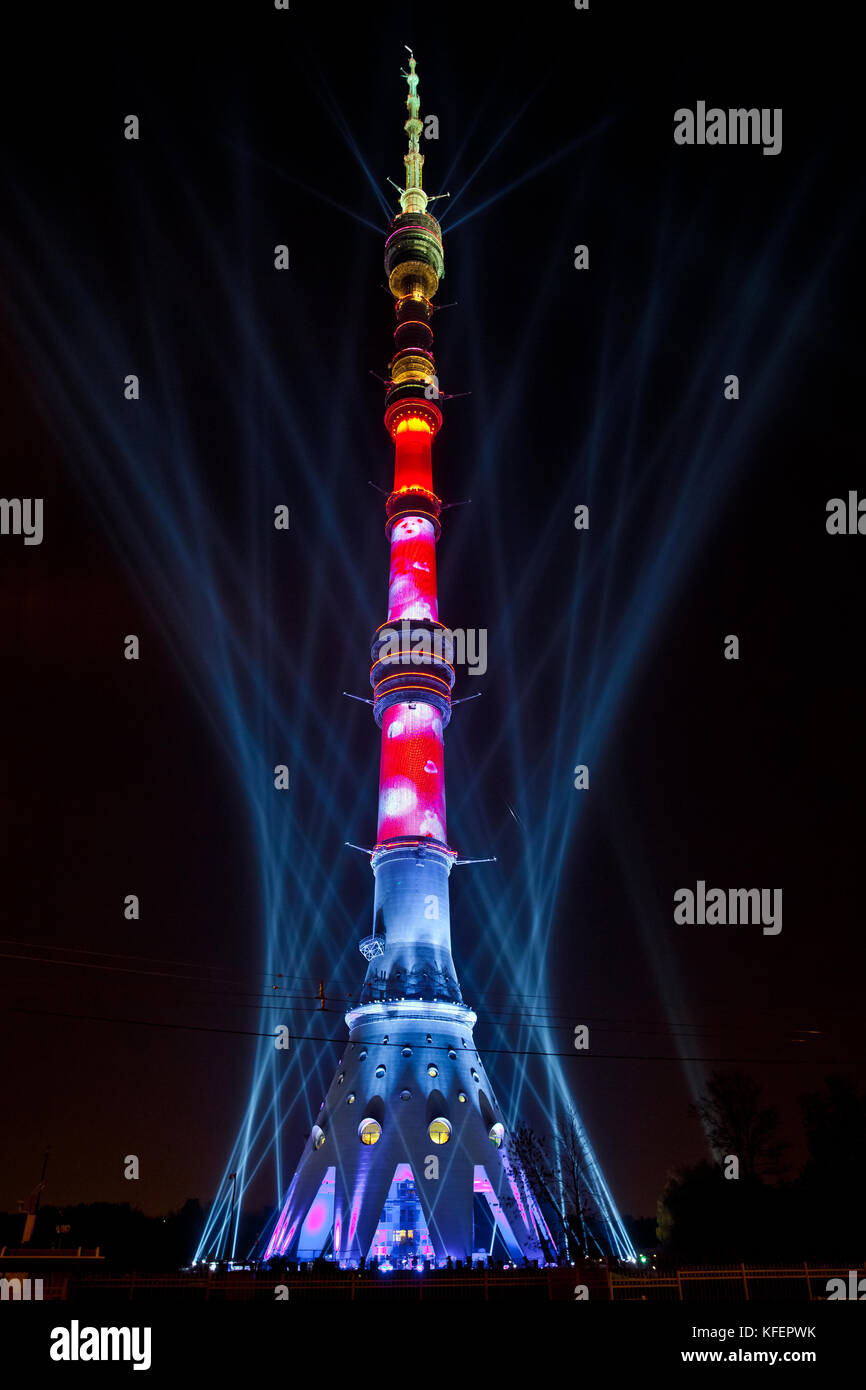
[[375, 414, 446, 846], [265, 55, 548, 1268]]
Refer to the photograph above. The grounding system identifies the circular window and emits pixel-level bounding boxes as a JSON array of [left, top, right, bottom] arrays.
[[312, 1125, 326, 1150], [426, 1035, 433, 1044], [337, 1073, 345, 1085], [427, 1064, 439, 1078], [375, 1064, 386, 1078], [347, 1093, 356, 1104], [489, 1122, 505, 1148], [359, 1118, 382, 1146], [402, 1046, 412, 1057], [428, 1118, 451, 1145], [471, 1069, 480, 1081], [359, 1051, 367, 1061], [458, 1092, 467, 1103], [447, 1049, 457, 1060], [383, 1035, 389, 1044], [400, 1089, 412, 1101]]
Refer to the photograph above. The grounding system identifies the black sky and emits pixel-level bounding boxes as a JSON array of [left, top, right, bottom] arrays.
[[1, 2, 863, 1229]]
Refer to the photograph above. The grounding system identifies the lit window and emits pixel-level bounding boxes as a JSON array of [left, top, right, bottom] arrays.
[[375, 1064, 386, 1078], [489, 1123, 505, 1148], [400, 1089, 412, 1101], [347, 1093, 356, 1104], [427, 1064, 438, 1077], [457, 1092, 467, 1103], [359, 1118, 382, 1145], [428, 1117, 451, 1145], [312, 1125, 326, 1150]]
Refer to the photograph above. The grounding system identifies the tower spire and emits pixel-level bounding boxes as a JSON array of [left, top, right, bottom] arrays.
[[400, 47, 427, 213]]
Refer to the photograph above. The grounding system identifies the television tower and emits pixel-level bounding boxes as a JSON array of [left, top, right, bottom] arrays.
[[266, 53, 550, 1267]]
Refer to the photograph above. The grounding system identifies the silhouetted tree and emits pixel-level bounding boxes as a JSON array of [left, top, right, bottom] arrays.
[[691, 1070, 787, 1181], [795, 1076, 866, 1257], [512, 1113, 601, 1260], [657, 1161, 792, 1261], [0, 1199, 209, 1271]]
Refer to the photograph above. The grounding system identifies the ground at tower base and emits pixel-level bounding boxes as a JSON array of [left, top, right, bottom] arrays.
[[2, 1254, 861, 1304]]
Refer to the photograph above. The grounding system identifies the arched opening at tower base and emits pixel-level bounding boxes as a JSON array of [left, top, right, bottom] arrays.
[[270, 1158, 554, 1268], [367, 1162, 432, 1263], [296, 1167, 335, 1261]]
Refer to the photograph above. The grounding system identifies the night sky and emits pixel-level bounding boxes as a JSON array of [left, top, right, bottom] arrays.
[[1, 2, 862, 1238]]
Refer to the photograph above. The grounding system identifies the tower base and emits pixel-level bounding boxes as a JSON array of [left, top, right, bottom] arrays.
[[265, 1002, 550, 1266]]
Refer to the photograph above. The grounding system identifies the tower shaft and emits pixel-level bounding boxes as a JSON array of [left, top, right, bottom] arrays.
[[266, 55, 548, 1269]]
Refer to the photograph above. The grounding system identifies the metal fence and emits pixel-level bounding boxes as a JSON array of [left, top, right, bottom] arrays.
[[2, 1264, 861, 1302], [607, 1265, 863, 1302]]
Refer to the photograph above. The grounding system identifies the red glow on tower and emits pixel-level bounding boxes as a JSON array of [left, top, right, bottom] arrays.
[[393, 415, 433, 492], [387, 517, 438, 622], [377, 702, 446, 842]]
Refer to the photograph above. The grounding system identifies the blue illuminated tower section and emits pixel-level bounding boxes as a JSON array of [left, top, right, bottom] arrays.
[[265, 55, 550, 1267]]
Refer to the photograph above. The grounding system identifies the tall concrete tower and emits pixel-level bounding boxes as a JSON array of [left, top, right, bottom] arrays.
[[265, 54, 550, 1268]]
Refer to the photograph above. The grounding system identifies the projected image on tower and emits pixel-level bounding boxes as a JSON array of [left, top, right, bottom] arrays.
[[378, 702, 446, 842], [387, 516, 438, 622]]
